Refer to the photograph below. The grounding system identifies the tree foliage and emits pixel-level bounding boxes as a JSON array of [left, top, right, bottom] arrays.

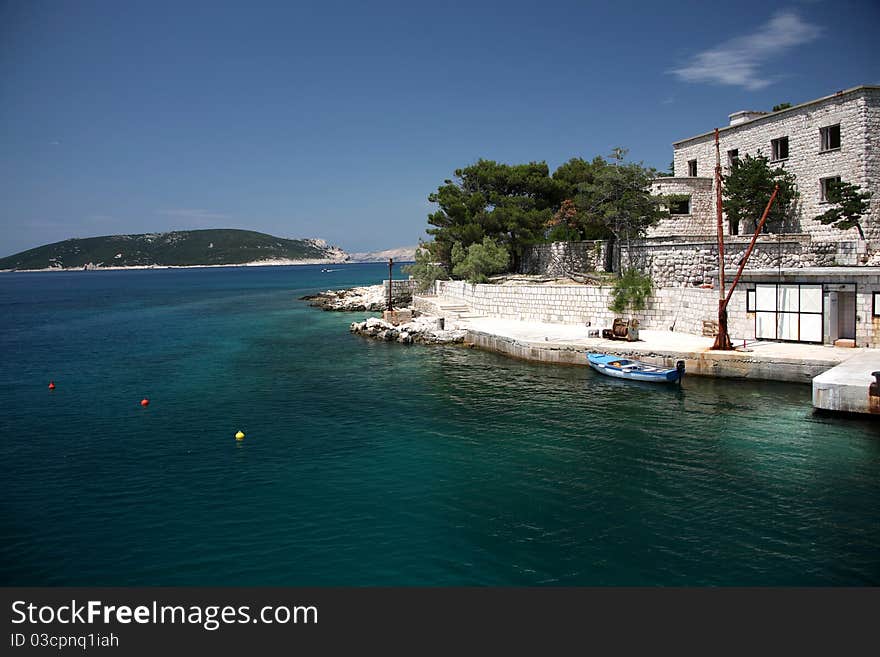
[[450, 238, 510, 284], [815, 179, 871, 240], [573, 154, 668, 267], [608, 268, 653, 315], [722, 153, 798, 233], [772, 102, 792, 112], [423, 151, 664, 277], [402, 241, 449, 292], [426, 160, 560, 272]]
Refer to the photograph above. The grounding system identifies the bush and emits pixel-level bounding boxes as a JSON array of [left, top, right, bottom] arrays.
[[608, 268, 652, 315], [451, 238, 509, 284], [402, 242, 449, 292]]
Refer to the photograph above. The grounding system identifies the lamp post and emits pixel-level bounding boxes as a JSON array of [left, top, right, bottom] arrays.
[[387, 258, 394, 312]]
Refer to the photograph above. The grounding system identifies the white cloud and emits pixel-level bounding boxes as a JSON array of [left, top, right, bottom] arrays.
[[670, 10, 821, 90]]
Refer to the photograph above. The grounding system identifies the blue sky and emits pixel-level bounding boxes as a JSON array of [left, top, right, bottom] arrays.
[[1, 0, 878, 256]]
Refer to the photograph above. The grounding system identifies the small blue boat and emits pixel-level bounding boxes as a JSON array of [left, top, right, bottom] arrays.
[[588, 353, 685, 384]]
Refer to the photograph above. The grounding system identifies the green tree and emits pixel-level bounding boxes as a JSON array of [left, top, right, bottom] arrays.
[[451, 238, 510, 284], [772, 102, 792, 112], [426, 160, 559, 271], [545, 199, 581, 242], [402, 241, 449, 292], [815, 179, 872, 240], [549, 157, 610, 239], [722, 153, 797, 234], [608, 268, 653, 315], [573, 153, 668, 269]]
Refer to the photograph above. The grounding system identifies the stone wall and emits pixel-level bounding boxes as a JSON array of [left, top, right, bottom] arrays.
[[518, 240, 608, 276], [649, 177, 715, 236], [429, 278, 878, 347], [671, 86, 880, 241], [384, 279, 417, 297], [620, 235, 847, 288], [856, 281, 880, 348], [521, 237, 867, 287], [434, 279, 725, 337]]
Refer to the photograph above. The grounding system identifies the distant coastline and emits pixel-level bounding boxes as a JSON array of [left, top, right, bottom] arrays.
[[1, 257, 348, 273], [0, 258, 417, 273]]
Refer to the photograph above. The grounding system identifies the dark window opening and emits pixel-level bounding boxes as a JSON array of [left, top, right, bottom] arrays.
[[820, 124, 841, 151], [669, 198, 691, 215], [820, 176, 841, 202], [727, 149, 739, 168], [771, 137, 789, 161], [687, 159, 697, 177]]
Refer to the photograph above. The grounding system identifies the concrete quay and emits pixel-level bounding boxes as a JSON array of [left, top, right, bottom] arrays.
[[813, 351, 880, 415], [413, 292, 880, 413], [461, 319, 857, 384]]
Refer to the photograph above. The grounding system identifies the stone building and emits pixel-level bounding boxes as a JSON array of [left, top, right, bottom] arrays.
[[650, 85, 880, 242], [645, 86, 880, 347], [516, 86, 880, 346]]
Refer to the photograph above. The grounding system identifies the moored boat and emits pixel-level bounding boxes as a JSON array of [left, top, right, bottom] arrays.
[[587, 353, 685, 384]]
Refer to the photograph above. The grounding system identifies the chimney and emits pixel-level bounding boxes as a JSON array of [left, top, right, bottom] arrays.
[[728, 110, 768, 127]]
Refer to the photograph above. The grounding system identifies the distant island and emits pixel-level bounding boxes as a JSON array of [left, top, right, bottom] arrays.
[[0, 229, 349, 271], [348, 246, 416, 263]]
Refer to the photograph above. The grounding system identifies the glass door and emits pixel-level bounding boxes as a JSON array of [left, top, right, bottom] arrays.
[[753, 284, 823, 343]]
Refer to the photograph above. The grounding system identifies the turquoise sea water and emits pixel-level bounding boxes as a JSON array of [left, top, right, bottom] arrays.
[[1, 264, 878, 586]]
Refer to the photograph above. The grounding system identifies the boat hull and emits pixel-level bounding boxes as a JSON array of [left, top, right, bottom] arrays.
[[587, 353, 684, 384]]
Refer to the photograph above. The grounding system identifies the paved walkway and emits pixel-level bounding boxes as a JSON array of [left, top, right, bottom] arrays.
[[455, 316, 859, 367], [412, 293, 865, 383]]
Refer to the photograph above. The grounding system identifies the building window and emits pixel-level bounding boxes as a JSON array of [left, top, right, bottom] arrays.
[[820, 124, 841, 152], [746, 289, 756, 312], [687, 159, 697, 177], [820, 176, 841, 203], [754, 284, 823, 343], [771, 137, 789, 161], [873, 292, 880, 318], [727, 149, 739, 168], [669, 197, 691, 215]]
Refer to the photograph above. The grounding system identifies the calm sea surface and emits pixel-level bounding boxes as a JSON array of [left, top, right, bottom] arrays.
[[1, 264, 878, 585]]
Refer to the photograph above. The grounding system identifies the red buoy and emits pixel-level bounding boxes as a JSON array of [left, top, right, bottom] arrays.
[[140, 398, 149, 407], [48, 381, 55, 390]]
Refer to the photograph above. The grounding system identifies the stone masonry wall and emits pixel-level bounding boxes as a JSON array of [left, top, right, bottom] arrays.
[[384, 279, 417, 296], [866, 91, 880, 250], [649, 177, 715, 236], [521, 236, 866, 287], [430, 279, 878, 347], [620, 235, 846, 288], [435, 279, 729, 338], [856, 281, 880, 348], [519, 240, 608, 276], [671, 87, 880, 241]]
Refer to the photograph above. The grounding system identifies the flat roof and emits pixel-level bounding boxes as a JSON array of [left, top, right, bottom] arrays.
[[673, 85, 880, 146], [719, 267, 880, 283]]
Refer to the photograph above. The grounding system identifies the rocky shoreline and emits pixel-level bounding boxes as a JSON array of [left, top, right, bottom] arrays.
[[301, 284, 412, 311], [349, 316, 467, 345], [303, 283, 464, 344]]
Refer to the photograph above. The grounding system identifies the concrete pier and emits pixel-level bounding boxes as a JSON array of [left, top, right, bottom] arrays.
[[812, 351, 880, 415], [464, 326, 851, 383]]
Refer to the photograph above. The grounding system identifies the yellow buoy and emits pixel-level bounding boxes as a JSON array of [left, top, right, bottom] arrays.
[[235, 430, 245, 440]]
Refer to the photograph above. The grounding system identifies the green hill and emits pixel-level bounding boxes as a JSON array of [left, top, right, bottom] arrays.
[[0, 229, 348, 270]]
